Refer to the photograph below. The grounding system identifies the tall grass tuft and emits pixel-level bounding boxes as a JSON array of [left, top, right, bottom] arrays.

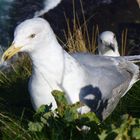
[[121, 28, 128, 56], [63, 0, 99, 54]]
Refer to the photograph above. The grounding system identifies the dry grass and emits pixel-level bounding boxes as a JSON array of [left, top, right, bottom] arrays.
[[62, 0, 129, 56], [121, 28, 128, 56], [63, 0, 99, 54]]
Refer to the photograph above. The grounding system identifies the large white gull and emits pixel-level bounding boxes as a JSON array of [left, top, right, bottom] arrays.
[[1, 18, 140, 120]]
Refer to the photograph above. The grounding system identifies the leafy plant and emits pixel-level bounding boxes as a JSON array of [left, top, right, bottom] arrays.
[[27, 90, 140, 140], [28, 90, 100, 140]]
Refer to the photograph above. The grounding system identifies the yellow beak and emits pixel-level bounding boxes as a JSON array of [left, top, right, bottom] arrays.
[[1, 44, 22, 62]]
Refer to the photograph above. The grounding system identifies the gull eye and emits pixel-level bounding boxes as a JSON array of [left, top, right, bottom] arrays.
[[114, 34, 116, 39], [29, 34, 36, 38], [99, 38, 102, 43]]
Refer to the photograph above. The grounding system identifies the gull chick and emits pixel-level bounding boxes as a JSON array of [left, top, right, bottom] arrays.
[[98, 31, 120, 56], [1, 18, 140, 121]]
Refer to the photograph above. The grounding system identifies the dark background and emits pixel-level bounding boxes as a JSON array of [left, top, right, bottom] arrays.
[[0, 0, 140, 54]]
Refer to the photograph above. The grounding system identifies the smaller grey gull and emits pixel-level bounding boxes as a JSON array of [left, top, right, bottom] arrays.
[[98, 31, 120, 56]]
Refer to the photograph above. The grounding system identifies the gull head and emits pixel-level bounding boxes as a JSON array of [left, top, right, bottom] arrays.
[[98, 31, 120, 56], [1, 18, 53, 62]]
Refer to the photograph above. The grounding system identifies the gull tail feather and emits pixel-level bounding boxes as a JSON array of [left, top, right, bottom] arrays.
[[34, 0, 62, 17], [122, 55, 140, 63]]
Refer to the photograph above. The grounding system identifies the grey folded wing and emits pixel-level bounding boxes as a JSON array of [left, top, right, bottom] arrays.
[[73, 53, 139, 120]]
